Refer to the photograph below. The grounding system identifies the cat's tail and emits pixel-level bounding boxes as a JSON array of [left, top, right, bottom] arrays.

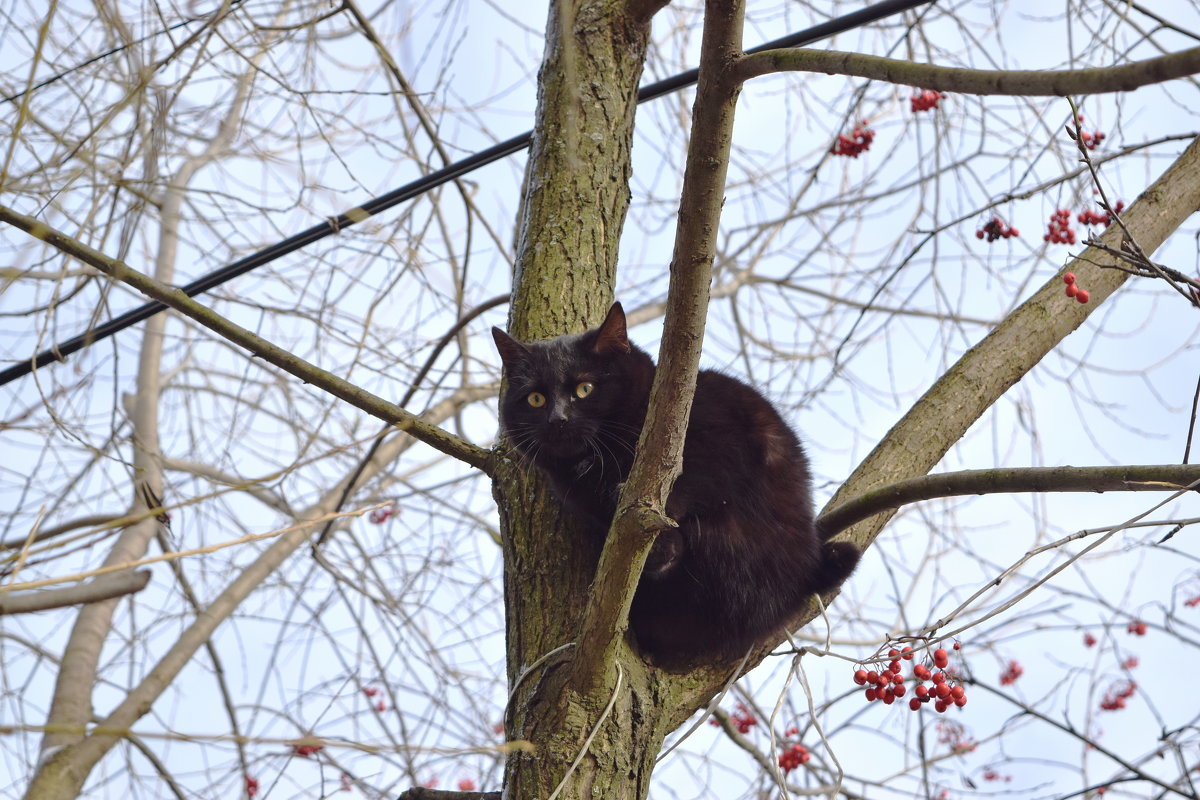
[[812, 539, 860, 595]]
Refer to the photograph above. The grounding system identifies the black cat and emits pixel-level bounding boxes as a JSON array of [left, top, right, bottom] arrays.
[[492, 302, 858, 667]]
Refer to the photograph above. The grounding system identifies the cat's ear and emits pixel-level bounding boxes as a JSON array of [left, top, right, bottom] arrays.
[[492, 327, 530, 369], [593, 302, 631, 355]]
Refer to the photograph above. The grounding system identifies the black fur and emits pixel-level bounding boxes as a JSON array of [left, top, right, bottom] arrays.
[[493, 302, 858, 667]]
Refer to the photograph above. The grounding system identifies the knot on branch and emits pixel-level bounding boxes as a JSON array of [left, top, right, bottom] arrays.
[[614, 502, 678, 538]]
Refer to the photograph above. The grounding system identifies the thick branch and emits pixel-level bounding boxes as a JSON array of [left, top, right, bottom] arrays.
[[663, 134, 1200, 729], [397, 790, 500, 800], [736, 45, 1200, 94], [818, 465, 1200, 537], [567, 0, 746, 694], [0, 571, 151, 615], [825, 134, 1200, 539], [0, 205, 492, 474]]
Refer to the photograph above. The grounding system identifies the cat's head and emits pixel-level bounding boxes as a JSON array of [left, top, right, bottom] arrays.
[[491, 302, 653, 465]]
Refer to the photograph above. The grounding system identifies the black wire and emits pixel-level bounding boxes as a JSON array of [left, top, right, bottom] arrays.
[[0, 0, 931, 389]]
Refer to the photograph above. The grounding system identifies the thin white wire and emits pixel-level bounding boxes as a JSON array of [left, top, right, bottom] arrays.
[[545, 661, 625, 800], [655, 648, 752, 764], [505, 642, 577, 718], [793, 649, 844, 798]]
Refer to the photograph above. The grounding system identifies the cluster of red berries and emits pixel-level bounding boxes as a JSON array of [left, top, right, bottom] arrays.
[[975, 216, 1019, 242], [982, 769, 1013, 783], [368, 504, 399, 524], [854, 643, 968, 713], [831, 121, 875, 158], [778, 742, 811, 773], [936, 719, 977, 753], [709, 702, 758, 734], [911, 89, 943, 112], [1072, 116, 1107, 150], [1186, 596, 1200, 608], [1077, 200, 1124, 228], [364, 685, 388, 711], [1127, 620, 1147, 636], [246, 776, 259, 797], [1063, 272, 1090, 303], [998, 660, 1024, 686], [290, 741, 324, 758], [1099, 680, 1137, 711], [1045, 208, 1077, 244]]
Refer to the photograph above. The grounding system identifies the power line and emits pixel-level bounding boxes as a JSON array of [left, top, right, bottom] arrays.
[[0, 0, 930, 388]]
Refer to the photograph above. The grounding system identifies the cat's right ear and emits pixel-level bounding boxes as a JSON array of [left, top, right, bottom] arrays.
[[492, 327, 530, 369], [593, 302, 631, 355]]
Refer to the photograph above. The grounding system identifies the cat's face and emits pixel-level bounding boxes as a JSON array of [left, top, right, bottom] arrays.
[[492, 303, 650, 466]]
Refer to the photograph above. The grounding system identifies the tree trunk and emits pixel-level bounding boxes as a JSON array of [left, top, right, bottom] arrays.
[[495, 1, 678, 798]]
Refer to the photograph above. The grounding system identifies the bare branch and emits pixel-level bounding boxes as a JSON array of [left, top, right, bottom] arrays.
[[818, 464, 1200, 537], [0, 570, 150, 615], [737, 45, 1200, 95], [0, 204, 493, 473], [568, 0, 747, 693]]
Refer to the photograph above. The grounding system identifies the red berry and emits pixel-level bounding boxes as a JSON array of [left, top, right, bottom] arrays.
[[1065, 283, 1078, 298], [933, 648, 949, 667], [951, 685, 966, 700], [854, 669, 868, 685], [1063, 272, 1076, 285], [909, 697, 922, 711], [935, 700, 948, 713], [999, 660, 1024, 685], [865, 688, 877, 702], [915, 685, 929, 699], [888, 648, 900, 659], [1075, 289, 1089, 303], [901, 646, 914, 660], [931, 672, 946, 685], [952, 642, 961, 651], [954, 695, 967, 708], [894, 683, 906, 697], [914, 664, 931, 681]]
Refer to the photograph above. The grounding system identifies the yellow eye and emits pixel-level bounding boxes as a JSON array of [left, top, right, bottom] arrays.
[[575, 381, 595, 399], [527, 392, 546, 408]]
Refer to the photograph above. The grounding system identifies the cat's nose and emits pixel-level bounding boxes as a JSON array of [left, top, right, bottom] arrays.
[[549, 406, 569, 424]]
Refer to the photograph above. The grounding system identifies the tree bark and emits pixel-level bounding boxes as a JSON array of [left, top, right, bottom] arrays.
[[495, 0, 679, 798]]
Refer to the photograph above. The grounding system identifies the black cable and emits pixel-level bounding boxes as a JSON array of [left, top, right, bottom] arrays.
[[0, 0, 931, 389]]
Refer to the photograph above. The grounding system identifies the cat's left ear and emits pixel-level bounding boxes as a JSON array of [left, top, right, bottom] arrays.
[[492, 327, 530, 369], [593, 302, 631, 355]]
